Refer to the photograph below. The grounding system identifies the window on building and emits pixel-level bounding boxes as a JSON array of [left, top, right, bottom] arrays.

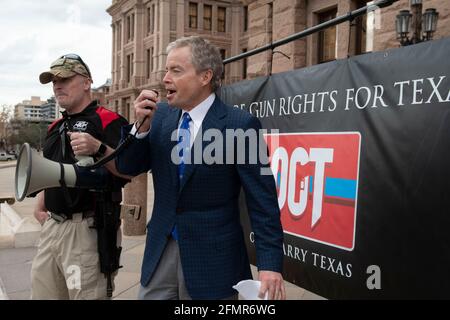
[[126, 54, 133, 83], [353, 0, 374, 54], [116, 55, 121, 81], [318, 8, 337, 63], [126, 55, 130, 82], [152, 4, 156, 32], [146, 47, 154, 78], [121, 97, 130, 119], [218, 7, 226, 32], [131, 53, 134, 77], [242, 48, 247, 79], [127, 13, 135, 41], [146, 49, 151, 79], [117, 22, 122, 47], [131, 14, 135, 40], [151, 47, 154, 71], [147, 7, 152, 34], [355, 10, 367, 54], [243, 6, 248, 32], [204, 4, 212, 31], [112, 25, 116, 50], [219, 49, 226, 79], [127, 16, 131, 41], [125, 98, 130, 120], [189, 2, 198, 29]]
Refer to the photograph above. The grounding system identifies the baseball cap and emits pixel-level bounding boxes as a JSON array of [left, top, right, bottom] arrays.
[[39, 54, 92, 84]]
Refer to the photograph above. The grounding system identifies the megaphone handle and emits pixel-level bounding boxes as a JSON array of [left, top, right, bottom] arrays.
[[75, 156, 94, 167]]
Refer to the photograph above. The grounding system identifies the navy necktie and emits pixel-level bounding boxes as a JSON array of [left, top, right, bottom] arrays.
[[177, 112, 191, 182], [172, 112, 191, 241]]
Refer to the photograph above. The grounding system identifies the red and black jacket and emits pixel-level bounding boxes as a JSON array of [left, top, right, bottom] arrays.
[[43, 100, 128, 214]]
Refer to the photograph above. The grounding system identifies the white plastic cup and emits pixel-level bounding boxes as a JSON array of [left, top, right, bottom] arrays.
[[233, 280, 268, 300]]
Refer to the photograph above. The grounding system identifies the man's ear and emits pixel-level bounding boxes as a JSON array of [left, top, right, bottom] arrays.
[[200, 69, 213, 87], [83, 77, 92, 91]]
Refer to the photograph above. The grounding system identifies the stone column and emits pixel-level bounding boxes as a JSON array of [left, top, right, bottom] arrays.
[[153, 2, 159, 79], [158, 0, 171, 81], [120, 13, 126, 89], [336, 0, 351, 60], [212, 4, 218, 35], [134, 3, 145, 87], [176, 0, 185, 38], [265, 2, 273, 75], [247, 1, 272, 78], [272, 0, 307, 73], [111, 23, 116, 87], [121, 3, 148, 237], [121, 90, 147, 236], [229, 1, 242, 83], [122, 173, 147, 236], [115, 21, 121, 86], [198, 2, 204, 30]]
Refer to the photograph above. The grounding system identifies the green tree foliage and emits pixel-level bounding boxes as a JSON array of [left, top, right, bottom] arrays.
[[9, 121, 48, 151], [1, 105, 48, 151]]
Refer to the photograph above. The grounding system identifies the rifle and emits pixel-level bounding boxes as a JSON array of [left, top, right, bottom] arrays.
[[93, 189, 123, 298]]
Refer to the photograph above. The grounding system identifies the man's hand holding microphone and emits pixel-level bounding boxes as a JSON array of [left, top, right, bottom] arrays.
[[134, 89, 159, 133]]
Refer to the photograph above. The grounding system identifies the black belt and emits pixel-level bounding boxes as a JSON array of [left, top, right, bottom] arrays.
[[49, 210, 95, 223]]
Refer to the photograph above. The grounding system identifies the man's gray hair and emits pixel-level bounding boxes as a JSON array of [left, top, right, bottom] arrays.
[[166, 36, 223, 91]]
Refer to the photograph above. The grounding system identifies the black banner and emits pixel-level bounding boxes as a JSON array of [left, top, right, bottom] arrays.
[[220, 37, 450, 299]]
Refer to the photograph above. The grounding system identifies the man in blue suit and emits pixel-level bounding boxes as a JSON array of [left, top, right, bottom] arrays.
[[115, 36, 285, 300]]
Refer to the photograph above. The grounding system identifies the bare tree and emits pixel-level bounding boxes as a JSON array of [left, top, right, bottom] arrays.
[[0, 104, 12, 150]]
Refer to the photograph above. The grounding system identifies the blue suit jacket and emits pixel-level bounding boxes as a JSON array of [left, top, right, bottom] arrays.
[[116, 96, 283, 299]]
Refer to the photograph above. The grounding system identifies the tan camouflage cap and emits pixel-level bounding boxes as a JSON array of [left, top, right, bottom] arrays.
[[39, 54, 92, 84]]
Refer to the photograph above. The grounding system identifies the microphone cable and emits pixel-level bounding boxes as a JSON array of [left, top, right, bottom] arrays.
[[85, 90, 158, 170]]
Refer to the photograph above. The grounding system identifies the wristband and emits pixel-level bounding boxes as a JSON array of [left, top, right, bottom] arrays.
[[95, 142, 107, 158]]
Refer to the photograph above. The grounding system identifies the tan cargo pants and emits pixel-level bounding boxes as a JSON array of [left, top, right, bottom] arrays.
[[30, 213, 118, 300]]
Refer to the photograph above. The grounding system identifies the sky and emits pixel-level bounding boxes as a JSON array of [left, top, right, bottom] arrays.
[[0, 0, 113, 108]]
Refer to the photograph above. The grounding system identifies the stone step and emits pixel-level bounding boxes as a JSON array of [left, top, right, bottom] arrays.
[[0, 277, 8, 300], [0, 203, 41, 249]]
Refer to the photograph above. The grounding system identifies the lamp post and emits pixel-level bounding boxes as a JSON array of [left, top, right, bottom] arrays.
[[395, 0, 439, 46]]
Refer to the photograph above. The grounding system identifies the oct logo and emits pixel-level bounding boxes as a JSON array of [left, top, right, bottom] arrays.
[[265, 132, 361, 251]]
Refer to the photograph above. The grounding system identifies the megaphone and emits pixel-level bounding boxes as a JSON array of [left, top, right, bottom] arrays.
[[15, 143, 109, 201]]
